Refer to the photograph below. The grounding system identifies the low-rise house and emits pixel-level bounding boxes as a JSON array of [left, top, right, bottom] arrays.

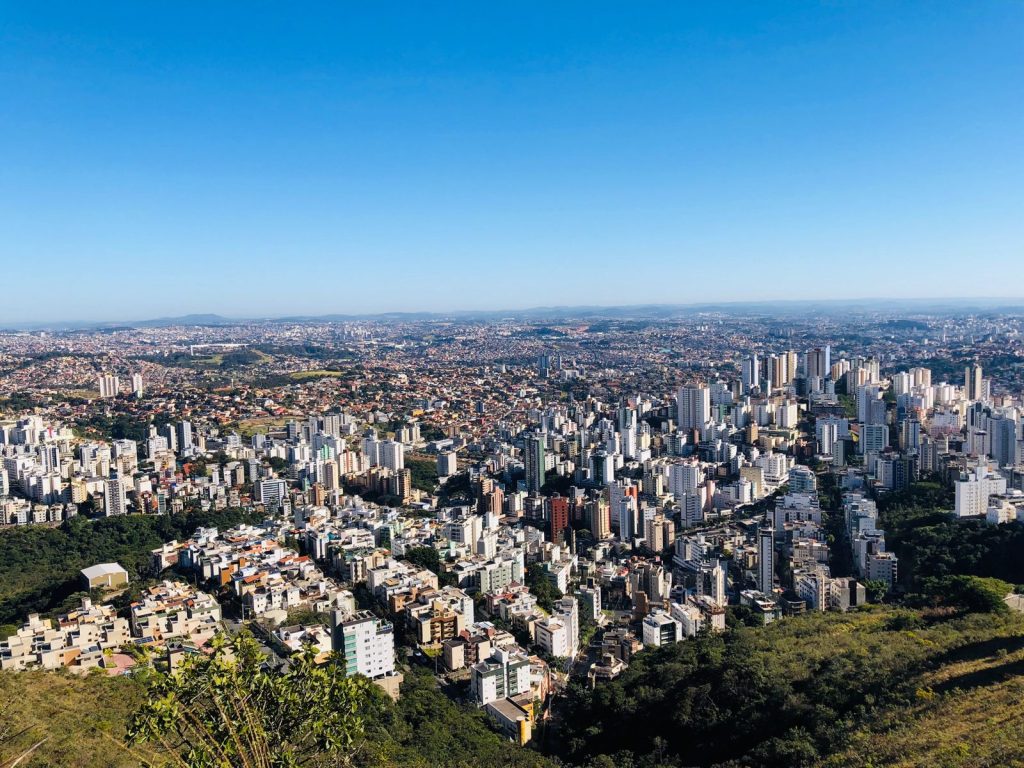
[[484, 698, 533, 746], [642, 609, 681, 647], [129, 580, 222, 647], [80, 562, 129, 590], [589, 652, 628, 685], [740, 589, 782, 624], [404, 586, 474, 647], [0, 597, 130, 673], [443, 629, 494, 672], [271, 623, 333, 663]]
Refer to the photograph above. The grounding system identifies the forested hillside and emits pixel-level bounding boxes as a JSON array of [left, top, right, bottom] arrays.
[[556, 608, 1024, 768], [0, 508, 264, 628], [4, 605, 1022, 768], [876, 482, 1024, 589]]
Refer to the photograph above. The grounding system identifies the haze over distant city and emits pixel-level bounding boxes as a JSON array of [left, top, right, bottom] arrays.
[[2, 2, 1023, 323]]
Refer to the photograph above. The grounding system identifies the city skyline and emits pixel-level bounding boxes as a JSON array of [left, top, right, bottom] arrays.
[[3, 2, 1023, 323], [2, 270, 1024, 765]]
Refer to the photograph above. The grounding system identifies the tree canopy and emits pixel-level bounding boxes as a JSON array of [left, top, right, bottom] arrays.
[[128, 633, 372, 768], [0, 507, 266, 624]]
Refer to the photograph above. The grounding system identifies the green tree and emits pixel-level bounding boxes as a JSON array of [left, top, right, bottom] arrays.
[[526, 563, 562, 613], [911, 575, 1013, 615], [864, 579, 889, 603], [403, 546, 457, 587], [127, 632, 374, 767], [406, 457, 439, 493], [578, 595, 599, 648]]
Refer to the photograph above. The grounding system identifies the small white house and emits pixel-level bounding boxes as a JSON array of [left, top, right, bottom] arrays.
[[80, 562, 129, 590]]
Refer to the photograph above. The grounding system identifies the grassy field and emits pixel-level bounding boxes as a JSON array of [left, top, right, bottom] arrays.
[[235, 416, 289, 437], [192, 349, 272, 367], [63, 388, 101, 399], [288, 369, 346, 381], [821, 628, 1024, 767], [0, 671, 167, 767]]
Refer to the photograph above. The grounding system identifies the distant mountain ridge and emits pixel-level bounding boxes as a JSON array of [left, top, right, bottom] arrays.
[[5, 297, 1024, 331], [131, 313, 236, 327]]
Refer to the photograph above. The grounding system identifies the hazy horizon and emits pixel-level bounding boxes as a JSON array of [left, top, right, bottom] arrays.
[[7, 295, 1024, 330]]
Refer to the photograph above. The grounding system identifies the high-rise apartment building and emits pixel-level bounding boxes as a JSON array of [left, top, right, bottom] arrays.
[[332, 610, 395, 680], [807, 348, 829, 379], [104, 474, 128, 516], [741, 354, 759, 392], [668, 460, 701, 501], [437, 451, 458, 477], [177, 421, 194, 453], [758, 526, 775, 593], [676, 386, 710, 433], [955, 465, 1007, 517], [380, 440, 405, 471], [965, 363, 984, 401], [98, 374, 120, 399], [548, 494, 570, 545], [523, 433, 546, 493], [587, 495, 611, 540], [256, 478, 288, 510]]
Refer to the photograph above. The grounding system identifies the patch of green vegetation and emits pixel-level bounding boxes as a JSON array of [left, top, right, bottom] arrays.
[[288, 369, 347, 381], [909, 575, 1015, 614], [878, 481, 1024, 591], [822, 634, 1024, 767], [526, 563, 562, 613], [135, 348, 272, 370], [837, 394, 857, 418], [257, 343, 347, 361], [277, 606, 332, 627], [437, 471, 474, 505], [556, 607, 1024, 768], [128, 634, 369, 766], [403, 547, 457, 587], [0, 670, 164, 768], [75, 407, 175, 448], [0, 508, 266, 625], [364, 666, 554, 767], [407, 456, 439, 492], [0, 391, 45, 415]]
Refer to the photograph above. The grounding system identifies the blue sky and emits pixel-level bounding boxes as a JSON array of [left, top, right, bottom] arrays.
[[1, 3, 1022, 322]]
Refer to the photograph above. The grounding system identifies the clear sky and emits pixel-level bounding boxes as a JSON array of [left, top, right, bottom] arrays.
[[1, 3, 1022, 323]]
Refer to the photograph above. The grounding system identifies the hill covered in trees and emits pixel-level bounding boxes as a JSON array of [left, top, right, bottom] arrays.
[[555, 607, 1024, 768]]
